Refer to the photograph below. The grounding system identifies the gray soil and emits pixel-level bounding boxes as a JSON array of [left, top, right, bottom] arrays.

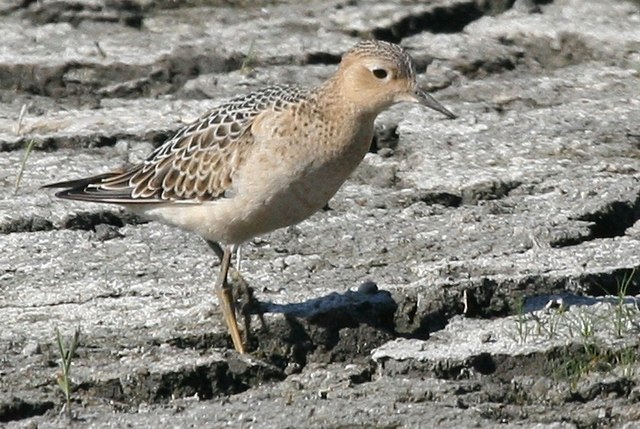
[[1, 0, 640, 427]]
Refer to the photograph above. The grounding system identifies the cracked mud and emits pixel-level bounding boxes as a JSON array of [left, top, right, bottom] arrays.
[[1, 0, 640, 428]]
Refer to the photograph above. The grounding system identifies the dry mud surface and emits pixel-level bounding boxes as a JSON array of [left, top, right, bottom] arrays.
[[1, 0, 640, 428]]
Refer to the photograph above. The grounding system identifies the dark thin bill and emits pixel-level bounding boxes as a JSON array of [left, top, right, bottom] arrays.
[[415, 88, 457, 119]]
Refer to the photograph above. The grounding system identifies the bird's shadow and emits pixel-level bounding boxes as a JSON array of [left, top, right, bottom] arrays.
[[236, 283, 399, 357], [259, 286, 397, 330]]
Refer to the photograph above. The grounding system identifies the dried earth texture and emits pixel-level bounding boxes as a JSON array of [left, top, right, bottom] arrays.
[[1, 0, 640, 427]]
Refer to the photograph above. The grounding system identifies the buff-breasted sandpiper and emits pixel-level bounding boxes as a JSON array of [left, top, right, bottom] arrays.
[[44, 40, 456, 354]]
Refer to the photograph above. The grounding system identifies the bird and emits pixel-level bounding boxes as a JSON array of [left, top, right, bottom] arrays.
[[44, 40, 456, 354]]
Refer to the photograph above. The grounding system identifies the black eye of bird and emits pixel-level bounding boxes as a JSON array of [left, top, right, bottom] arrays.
[[372, 68, 388, 79]]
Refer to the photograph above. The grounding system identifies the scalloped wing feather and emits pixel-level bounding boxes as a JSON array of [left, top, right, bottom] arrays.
[[47, 85, 310, 204]]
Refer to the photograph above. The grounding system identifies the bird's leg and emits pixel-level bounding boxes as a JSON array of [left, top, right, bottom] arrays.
[[206, 240, 266, 350], [229, 265, 269, 341], [211, 243, 245, 353], [233, 244, 243, 271]]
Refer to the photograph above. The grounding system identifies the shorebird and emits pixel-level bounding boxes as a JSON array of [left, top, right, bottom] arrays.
[[44, 40, 456, 354]]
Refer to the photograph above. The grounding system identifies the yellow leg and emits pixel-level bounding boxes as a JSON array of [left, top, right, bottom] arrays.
[[214, 245, 245, 354]]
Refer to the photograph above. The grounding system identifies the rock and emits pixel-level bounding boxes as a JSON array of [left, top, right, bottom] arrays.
[[20, 341, 41, 356]]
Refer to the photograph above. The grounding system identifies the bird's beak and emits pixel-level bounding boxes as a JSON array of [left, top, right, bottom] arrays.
[[411, 87, 457, 119]]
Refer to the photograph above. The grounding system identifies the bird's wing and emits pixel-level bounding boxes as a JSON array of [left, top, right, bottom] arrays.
[[44, 85, 310, 204]]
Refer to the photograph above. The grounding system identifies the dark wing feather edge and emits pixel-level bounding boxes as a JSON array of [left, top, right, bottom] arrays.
[[42, 85, 310, 205], [42, 168, 156, 204]]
